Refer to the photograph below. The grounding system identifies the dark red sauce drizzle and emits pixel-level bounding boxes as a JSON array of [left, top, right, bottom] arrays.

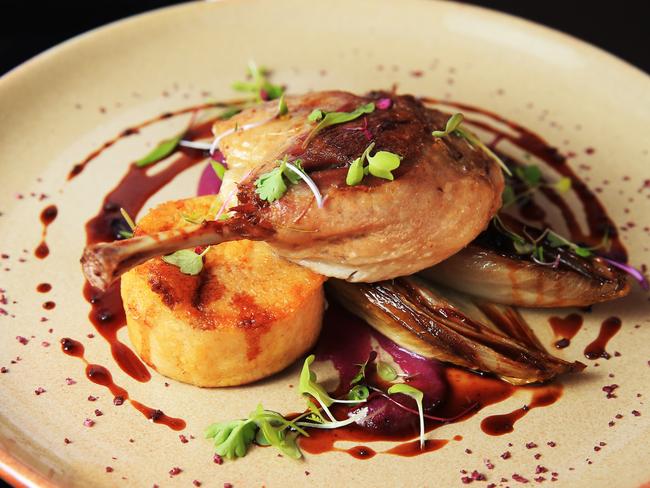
[[61, 338, 185, 430], [81, 116, 216, 382], [549, 313, 584, 349], [36, 283, 52, 293], [421, 98, 627, 262], [34, 205, 58, 259], [61, 96, 624, 450], [583, 316, 622, 360]]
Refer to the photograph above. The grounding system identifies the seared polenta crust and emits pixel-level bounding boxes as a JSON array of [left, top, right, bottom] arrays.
[[121, 196, 325, 387]]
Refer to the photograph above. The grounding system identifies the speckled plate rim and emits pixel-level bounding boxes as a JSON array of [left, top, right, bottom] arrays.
[[0, 0, 649, 487]]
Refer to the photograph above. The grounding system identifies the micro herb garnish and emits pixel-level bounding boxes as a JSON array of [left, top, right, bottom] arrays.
[[348, 385, 370, 401], [232, 61, 284, 102], [376, 361, 398, 382], [304, 102, 375, 146], [299, 354, 365, 422], [118, 208, 136, 239], [346, 142, 403, 186], [205, 418, 257, 459], [350, 350, 377, 386], [502, 164, 573, 210], [255, 157, 302, 202], [432, 113, 512, 176], [162, 247, 210, 275], [135, 132, 184, 167], [387, 384, 425, 449], [277, 94, 288, 117], [210, 160, 227, 180]]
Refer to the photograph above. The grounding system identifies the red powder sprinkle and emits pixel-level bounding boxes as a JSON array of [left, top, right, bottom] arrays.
[[551, 472, 558, 477], [224, 484, 233, 488], [534, 453, 542, 460], [0, 367, 7, 374], [305, 471, 310, 476], [34, 387, 46, 395], [41, 341, 50, 347], [602, 384, 619, 399], [465, 448, 472, 454], [64, 438, 71, 445], [471, 471, 486, 481], [179, 434, 188, 444], [632, 410, 641, 416], [410, 70, 424, 78], [16, 336, 29, 345], [501, 451, 512, 460], [113, 396, 124, 406], [87, 333, 94, 338], [168, 467, 182, 477], [488, 484, 497, 488], [615, 413, 623, 419], [512, 473, 530, 483], [213, 454, 223, 465], [526, 442, 538, 449], [461, 477, 472, 484], [484, 459, 495, 470], [105, 467, 113, 473], [193, 481, 201, 487], [88, 395, 98, 401], [534, 477, 546, 483], [83, 418, 95, 427], [536, 465, 548, 474], [94, 409, 103, 417], [608, 421, 615, 427], [65, 377, 77, 385], [599, 441, 606, 446]]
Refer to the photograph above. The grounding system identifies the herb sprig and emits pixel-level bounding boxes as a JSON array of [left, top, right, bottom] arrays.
[[304, 102, 375, 146], [346, 142, 402, 186], [232, 61, 284, 102], [162, 247, 211, 275]]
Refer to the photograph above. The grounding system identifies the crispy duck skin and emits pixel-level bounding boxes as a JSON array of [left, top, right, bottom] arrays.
[[328, 276, 585, 385], [82, 91, 504, 290], [421, 218, 630, 307]]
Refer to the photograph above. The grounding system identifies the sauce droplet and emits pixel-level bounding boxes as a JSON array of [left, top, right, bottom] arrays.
[[584, 317, 622, 360]]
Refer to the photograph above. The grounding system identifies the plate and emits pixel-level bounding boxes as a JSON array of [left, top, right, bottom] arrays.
[[1, 1, 649, 486]]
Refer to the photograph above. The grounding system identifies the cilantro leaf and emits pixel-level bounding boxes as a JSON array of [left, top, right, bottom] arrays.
[[205, 419, 257, 460], [376, 361, 398, 382], [255, 165, 287, 202], [388, 384, 425, 448], [162, 247, 209, 275], [135, 133, 183, 167], [306, 102, 375, 144]]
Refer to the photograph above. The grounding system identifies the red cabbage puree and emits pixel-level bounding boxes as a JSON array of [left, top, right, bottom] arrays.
[[314, 303, 448, 435], [196, 151, 225, 196]]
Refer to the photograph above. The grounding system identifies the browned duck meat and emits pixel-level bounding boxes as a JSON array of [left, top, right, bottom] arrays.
[[82, 91, 504, 290], [421, 216, 629, 307]]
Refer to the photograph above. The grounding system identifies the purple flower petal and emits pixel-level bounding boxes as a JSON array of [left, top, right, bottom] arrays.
[[196, 152, 225, 196]]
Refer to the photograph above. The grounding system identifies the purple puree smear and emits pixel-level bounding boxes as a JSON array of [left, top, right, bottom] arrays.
[[314, 305, 448, 436], [196, 151, 225, 196]]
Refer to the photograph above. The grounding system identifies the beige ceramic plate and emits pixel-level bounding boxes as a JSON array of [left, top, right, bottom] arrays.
[[1, 0, 649, 486]]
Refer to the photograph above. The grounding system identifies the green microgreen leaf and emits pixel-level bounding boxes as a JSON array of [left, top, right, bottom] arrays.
[[308, 109, 323, 122], [431, 112, 464, 138], [367, 149, 402, 181], [305, 102, 375, 145], [350, 351, 377, 386], [181, 212, 206, 225], [210, 160, 226, 180], [554, 176, 572, 193], [299, 354, 336, 421], [347, 385, 370, 401], [454, 125, 513, 176], [502, 185, 516, 206], [162, 247, 210, 275], [574, 246, 592, 258], [277, 94, 288, 117], [118, 230, 133, 239], [376, 361, 398, 382], [346, 155, 365, 186], [515, 165, 542, 187], [513, 240, 535, 255], [135, 133, 183, 167], [205, 419, 257, 460], [254, 158, 310, 203], [387, 384, 425, 449], [232, 61, 284, 102]]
